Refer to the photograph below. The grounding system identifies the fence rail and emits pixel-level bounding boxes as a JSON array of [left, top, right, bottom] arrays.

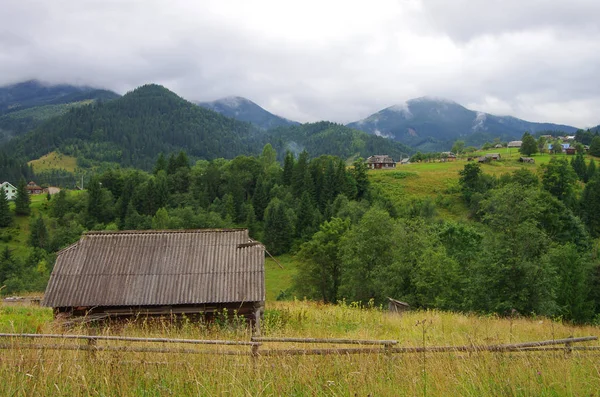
[[0, 333, 596, 357]]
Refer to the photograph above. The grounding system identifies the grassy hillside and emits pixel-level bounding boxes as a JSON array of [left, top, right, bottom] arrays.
[[1, 302, 598, 396], [369, 150, 583, 218], [28, 151, 78, 173]]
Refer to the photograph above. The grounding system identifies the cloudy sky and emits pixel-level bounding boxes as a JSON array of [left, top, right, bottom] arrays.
[[1, 0, 599, 127]]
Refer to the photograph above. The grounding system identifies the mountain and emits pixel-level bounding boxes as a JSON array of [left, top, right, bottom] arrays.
[[0, 80, 120, 142], [1, 84, 264, 170], [347, 97, 579, 151], [267, 121, 414, 162], [0, 80, 119, 115], [196, 96, 298, 130]]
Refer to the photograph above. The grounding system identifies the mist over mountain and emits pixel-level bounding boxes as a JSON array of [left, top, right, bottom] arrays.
[[1, 84, 263, 170], [196, 96, 298, 130], [1, 83, 410, 174], [0, 80, 119, 115], [0, 80, 120, 142], [347, 97, 579, 151]]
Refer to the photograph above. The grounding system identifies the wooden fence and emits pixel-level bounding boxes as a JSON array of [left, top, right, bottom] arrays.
[[0, 333, 597, 357]]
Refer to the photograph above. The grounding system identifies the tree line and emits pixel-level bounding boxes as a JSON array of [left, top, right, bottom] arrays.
[[295, 157, 600, 324], [1, 146, 600, 324]]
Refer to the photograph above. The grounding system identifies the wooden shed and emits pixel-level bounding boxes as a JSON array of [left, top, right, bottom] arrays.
[[388, 297, 410, 314], [43, 229, 265, 327]]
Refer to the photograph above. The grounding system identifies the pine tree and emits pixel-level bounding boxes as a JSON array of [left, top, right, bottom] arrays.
[[586, 158, 596, 183], [581, 176, 600, 237], [0, 188, 12, 227], [29, 216, 49, 250], [252, 175, 270, 221], [282, 151, 295, 186], [153, 153, 167, 174], [263, 198, 295, 255], [14, 177, 30, 216], [0, 246, 17, 286], [571, 153, 587, 181], [86, 177, 103, 227], [589, 136, 600, 157], [352, 158, 370, 200], [292, 150, 310, 197], [296, 191, 316, 240], [243, 203, 258, 238]]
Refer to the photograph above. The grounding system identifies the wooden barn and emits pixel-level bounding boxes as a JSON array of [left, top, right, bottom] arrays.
[[43, 229, 265, 327], [388, 297, 410, 314]]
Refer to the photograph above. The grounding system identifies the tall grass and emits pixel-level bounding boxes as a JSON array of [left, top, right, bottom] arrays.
[[1, 301, 598, 396]]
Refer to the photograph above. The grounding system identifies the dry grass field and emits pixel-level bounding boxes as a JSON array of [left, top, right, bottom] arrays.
[[1, 301, 599, 396]]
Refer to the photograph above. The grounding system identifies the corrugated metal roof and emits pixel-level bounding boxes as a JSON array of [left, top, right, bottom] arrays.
[[366, 155, 395, 164], [43, 229, 265, 308]]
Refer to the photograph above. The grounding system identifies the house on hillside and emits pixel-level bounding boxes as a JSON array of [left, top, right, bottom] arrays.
[[43, 229, 266, 329], [485, 153, 501, 160], [494, 144, 503, 149], [507, 141, 522, 148], [366, 155, 396, 169], [566, 147, 576, 155], [548, 143, 571, 153], [440, 152, 457, 162], [519, 157, 535, 163], [26, 181, 42, 195], [1, 181, 17, 200]]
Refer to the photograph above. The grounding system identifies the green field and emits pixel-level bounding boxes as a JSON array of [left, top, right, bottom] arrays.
[[1, 194, 52, 258]]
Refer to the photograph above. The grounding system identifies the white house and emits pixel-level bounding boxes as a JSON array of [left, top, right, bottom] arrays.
[[1, 182, 17, 200]]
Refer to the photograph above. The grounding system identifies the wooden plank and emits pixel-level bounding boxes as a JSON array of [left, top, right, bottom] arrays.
[[0, 333, 259, 346], [252, 337, 398, 345], [0, 343, 250, 355]]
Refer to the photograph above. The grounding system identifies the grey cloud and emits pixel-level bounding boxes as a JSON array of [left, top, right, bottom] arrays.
[[420, 0, 600, 42], [0, 0, 599, 128]]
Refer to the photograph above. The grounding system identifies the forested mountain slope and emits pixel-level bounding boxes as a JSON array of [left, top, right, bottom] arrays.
[[197, 96, 298, 130], [0, 80, 120, 143], [348, 97, 579, 151], [267, 121, 414, 161], [0, 80, 119, 115], [1, 84, 265, 170]]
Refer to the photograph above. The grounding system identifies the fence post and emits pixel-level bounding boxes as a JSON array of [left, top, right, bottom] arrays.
[[564, 336, 573, 357]]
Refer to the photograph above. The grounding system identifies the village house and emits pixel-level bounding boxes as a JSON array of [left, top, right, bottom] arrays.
[[485, 153, 501, 160], [26, 181, 43, 195], [507, 141, 522, 148], [440, 152, 457, 162], [43, 229, 266, 328], [1, 181, 17, 200], [519, 157, 535, 163], [365, 155, 396, 169]]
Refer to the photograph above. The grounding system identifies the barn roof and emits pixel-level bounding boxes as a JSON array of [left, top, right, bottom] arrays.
[[43, 229, 265, 308]]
